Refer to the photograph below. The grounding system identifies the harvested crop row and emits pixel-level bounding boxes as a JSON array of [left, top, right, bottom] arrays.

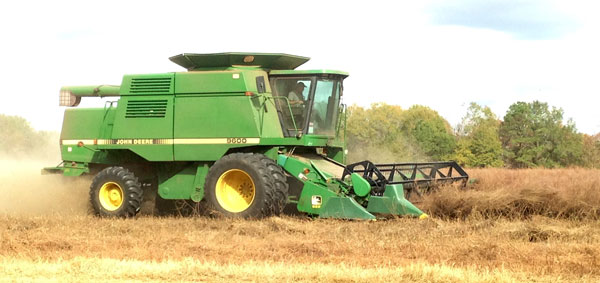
[[420, 168, 600, 219]]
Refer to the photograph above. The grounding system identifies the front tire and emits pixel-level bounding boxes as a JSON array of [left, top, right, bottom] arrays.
[[90, 166, 142, 217], [205, 153, 288, 218]]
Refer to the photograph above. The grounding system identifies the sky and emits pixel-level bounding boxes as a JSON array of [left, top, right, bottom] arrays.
[[1, 0, 599, 134]]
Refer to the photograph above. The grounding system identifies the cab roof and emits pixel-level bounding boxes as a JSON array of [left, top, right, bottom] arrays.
[[169, 52, 310, 71], [269, 69, 349, 77]]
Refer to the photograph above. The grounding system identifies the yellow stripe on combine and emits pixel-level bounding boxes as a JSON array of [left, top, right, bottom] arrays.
[[61, 140, 95, 145], [61, 138, 261, 146], [173, 138, 260, 145]]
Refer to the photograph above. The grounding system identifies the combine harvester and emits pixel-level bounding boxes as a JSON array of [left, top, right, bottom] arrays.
[[44, 53, 468, 219]]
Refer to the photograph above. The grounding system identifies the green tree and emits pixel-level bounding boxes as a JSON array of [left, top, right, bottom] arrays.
[[346, 103, 403, 147], [454, 103, 503, 167], [399, 105, 456, 161], [499, 101, 583, 168], [345, 103, 427, 163], [0, 114, 37, 155], [0, 114, 59, 159]]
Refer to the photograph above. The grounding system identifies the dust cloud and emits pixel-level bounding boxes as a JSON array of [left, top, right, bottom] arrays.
[[0, 158, 91, 216]]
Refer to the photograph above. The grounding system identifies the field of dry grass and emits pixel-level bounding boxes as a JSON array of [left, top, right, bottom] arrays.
[[422, 168, 600, 220], [2, 215, 599, 282], [2, 160, 600, 282]]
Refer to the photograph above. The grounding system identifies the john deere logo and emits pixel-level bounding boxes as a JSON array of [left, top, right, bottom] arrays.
[[115, 139, 153, 145]]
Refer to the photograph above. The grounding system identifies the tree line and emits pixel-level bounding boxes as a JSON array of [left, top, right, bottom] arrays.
[[346, 101, 600, 168]]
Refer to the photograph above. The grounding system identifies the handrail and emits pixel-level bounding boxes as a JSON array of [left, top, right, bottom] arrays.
[[267, 96, 301, 135]]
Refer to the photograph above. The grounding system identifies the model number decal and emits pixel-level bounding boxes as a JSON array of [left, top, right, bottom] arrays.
[[227, 138, 248, 144]]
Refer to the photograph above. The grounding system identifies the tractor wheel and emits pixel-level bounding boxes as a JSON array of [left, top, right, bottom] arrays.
[[90, 166, 143, 217], [257, 154, 289, 215], [204, 153, 289, 218]]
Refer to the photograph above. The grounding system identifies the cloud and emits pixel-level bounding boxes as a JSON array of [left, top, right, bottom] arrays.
[[427, 0, 579, 40]]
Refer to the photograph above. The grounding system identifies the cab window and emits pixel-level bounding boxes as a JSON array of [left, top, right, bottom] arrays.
[[271, 77, 312, 135], [309, 79, 340, 135]]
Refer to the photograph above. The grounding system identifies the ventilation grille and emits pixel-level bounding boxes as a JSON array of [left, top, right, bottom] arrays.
[[129, 77, 172, 94], [126, 100, 168, 118]]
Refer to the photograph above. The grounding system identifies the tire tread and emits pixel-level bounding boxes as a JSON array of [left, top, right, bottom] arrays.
[[90, 166, 142, 218]]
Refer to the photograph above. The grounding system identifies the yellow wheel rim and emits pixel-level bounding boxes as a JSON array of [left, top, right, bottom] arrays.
[[215, 169, 256, 213], [99, 182, 124, 211]]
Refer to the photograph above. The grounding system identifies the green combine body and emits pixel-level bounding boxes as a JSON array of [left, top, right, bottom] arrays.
[[44, 52, 468, 219]]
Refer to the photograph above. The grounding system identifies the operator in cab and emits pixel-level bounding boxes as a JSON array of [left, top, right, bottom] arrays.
[[288, 82, 306, 105]]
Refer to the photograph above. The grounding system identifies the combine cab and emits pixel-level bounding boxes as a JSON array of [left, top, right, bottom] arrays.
[[44, 52, 468, 219]]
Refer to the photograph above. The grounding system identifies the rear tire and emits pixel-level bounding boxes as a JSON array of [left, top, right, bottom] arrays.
[[205, 153, 288, 218], [90, 166, 142, 218]]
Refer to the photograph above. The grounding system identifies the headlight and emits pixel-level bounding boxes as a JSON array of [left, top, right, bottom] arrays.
[[59, 90, 81, 107]]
